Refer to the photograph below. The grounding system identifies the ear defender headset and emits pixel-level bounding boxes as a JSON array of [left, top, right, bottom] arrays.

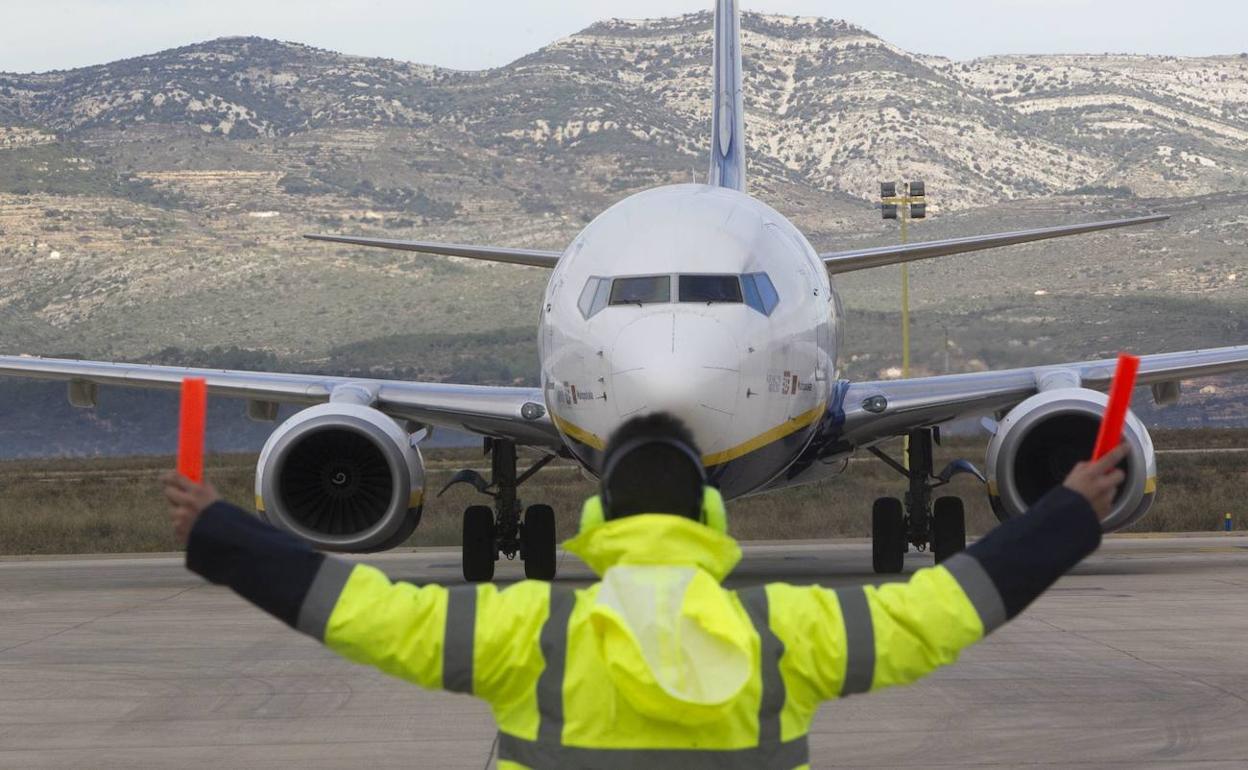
[[579, 436, 728, 534]]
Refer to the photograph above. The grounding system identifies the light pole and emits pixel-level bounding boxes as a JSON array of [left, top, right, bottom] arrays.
[[880, 180, 926, 378], [880, 180, 927, 468]]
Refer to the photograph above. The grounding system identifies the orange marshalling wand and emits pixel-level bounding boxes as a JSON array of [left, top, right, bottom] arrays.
[[177, 377, 208, 483], [1092, 354, 1140, 461]]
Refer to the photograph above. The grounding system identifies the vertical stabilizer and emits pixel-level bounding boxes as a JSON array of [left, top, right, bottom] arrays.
[[707, 0, 746, 191]]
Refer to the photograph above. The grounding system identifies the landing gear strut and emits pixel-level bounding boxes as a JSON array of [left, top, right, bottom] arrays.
[[441, 439, 558, 582], [868, 429, 982, 575]]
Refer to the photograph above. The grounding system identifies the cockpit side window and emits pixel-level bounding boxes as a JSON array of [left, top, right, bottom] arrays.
[[679, 275, 743, 304], [742, 273, 780, 315], [578, 276, 612, 318], [610, 275, 671, 306]]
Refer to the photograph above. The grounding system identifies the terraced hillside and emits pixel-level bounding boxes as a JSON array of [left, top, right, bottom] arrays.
[[0, 12, 1245, 454]]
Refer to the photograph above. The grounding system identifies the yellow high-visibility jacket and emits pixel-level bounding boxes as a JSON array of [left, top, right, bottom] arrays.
[[187, 487, 1101, 769]]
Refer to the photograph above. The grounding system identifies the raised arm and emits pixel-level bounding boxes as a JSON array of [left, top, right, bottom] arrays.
[[180, 496, 451, 688], [167, 473, 550, 701], [769, 446, 1126, 707]]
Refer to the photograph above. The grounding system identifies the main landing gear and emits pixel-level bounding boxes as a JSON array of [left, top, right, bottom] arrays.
[[441, 438, 558, 583], [867, 428, 984, 574]]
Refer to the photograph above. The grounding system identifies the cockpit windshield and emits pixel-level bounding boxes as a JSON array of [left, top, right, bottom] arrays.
[[610, 275, 671, 306], [742, 273, 780, 315], [577, 272, 779, 318], [679, 275, 742, 304]]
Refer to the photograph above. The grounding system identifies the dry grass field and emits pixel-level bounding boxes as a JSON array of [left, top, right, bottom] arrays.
[[0, 429, 1243, 556]]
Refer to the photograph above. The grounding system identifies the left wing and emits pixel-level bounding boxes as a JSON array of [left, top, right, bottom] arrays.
[[837, 345, 1248, 447], [820, 215, 1167, 274], [304, 234, 561, 268], [0, 355, 560, 448]]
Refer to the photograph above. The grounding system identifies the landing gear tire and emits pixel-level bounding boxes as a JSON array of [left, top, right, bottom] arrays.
[[872, 497, 906, 575], [462, 505, 496, 582], [521, 504, 557, 581], [932, 497, 967, 564]]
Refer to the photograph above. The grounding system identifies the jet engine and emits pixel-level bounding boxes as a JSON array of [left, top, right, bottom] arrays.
[[985, 388, 1156, 532], [255, 403, 425, 551]]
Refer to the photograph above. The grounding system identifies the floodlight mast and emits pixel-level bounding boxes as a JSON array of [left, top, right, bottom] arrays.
[[879, 180, 927, 378], [880, 180, 928, 469]]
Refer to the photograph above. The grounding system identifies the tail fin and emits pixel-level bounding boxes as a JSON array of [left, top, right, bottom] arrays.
[[707, 0, 746, 191]]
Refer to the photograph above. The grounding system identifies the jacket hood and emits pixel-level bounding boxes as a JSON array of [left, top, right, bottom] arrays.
[[563, 513, 742, 581], [565, 515, 752, 724]]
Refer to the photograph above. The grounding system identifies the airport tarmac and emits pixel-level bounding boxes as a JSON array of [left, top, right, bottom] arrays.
[[2, 536, 1247, 769]]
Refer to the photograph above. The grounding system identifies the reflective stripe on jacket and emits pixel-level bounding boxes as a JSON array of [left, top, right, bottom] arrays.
[[186, 486, 1100, 770]]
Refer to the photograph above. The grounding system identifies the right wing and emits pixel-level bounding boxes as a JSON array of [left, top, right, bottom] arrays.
[[836, 345, 1248, 448], [303, 234, 561, 268], [0, 355, 561, 448], [820, 215, 1168, 274]]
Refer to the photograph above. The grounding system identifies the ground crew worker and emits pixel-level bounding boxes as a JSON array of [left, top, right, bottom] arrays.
[[164, 412, 1128, 769]]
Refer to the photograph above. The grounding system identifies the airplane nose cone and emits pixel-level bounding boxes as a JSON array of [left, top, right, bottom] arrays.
[[609, 312, 740, 452]]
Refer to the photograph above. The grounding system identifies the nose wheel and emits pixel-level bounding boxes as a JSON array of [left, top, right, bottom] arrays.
[[463, 505, 497, 582], [871, 497, 906, 574], [444, 439, 559, 583], [521, 504, 557, 581], [867, 429, 980, 574], [932, 496, 967, 564]]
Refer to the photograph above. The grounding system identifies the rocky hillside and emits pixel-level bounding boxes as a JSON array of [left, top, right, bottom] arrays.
[[0, 12, 1243, 380], [1, 15, 1244, 208]]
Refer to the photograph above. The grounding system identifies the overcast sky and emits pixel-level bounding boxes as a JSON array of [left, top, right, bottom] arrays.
[[2, 0, 1244, 74]]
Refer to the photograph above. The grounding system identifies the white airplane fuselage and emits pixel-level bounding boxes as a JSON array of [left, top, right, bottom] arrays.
[[540, 184, 844, 498]]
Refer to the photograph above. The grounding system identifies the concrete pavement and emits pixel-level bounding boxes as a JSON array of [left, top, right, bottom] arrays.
[[2, 536, 1247, 768]]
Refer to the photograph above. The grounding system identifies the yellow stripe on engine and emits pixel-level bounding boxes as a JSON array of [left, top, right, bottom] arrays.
[[409, 489, 425, 510], [1144, 476, 1157, 495]]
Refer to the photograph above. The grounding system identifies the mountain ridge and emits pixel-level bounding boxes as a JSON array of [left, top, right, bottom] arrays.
[[1, 14, 1244, 208], [0, 11, 1242, 382]]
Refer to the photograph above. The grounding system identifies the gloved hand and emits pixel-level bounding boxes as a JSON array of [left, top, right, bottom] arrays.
[[1062, 443, 1129, 521], [161, 470, 221, 543]]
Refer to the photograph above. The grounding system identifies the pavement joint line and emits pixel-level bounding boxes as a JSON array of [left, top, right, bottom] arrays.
[[482, 733, 499, 770], [1055, 622, 1248, 707], [0, 582, 202, 655]]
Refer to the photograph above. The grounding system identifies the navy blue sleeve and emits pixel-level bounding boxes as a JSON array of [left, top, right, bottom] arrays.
[[185, 501, 326, 628], [964, 485, 1102, 620]]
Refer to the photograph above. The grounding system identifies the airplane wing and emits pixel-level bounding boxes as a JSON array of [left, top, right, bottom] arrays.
[[819, 215, 1168, 274], [306, 215, 1167, 274], [836, 345, 1248, 447], [0, 355, 561, 448], [304, 234, 561, 268]]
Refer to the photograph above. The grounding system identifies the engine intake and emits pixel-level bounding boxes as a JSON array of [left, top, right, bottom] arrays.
[[985, 388, 1156, 532], [255, 403, 425, 551]]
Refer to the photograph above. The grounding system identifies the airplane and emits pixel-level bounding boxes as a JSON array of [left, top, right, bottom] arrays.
[[2, 0, 1246, 581]]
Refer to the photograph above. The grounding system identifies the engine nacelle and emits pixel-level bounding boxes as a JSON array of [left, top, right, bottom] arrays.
[[985, 387, 1156, 532], [255, 403, 425, 551]]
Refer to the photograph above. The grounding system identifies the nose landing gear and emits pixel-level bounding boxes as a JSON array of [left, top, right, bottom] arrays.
[[867, 429, 984, 574], [441, 438, 559, 582]]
